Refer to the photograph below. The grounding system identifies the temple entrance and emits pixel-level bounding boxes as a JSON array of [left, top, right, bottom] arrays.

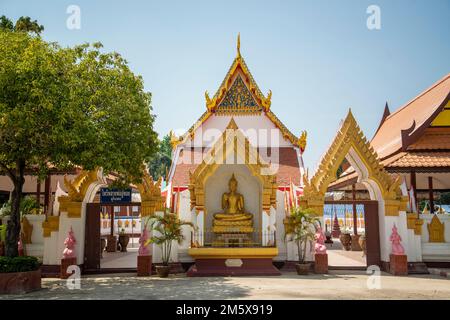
[[323, 200, 380, 268], [84, 202, 141, 272]]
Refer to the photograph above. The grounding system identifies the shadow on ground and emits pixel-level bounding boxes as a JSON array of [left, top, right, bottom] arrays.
[[4, 274, 252, 300]]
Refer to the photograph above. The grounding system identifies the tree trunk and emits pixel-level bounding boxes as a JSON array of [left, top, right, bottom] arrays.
[[5, 160, 25, 257], [297, 240, 302, 263]]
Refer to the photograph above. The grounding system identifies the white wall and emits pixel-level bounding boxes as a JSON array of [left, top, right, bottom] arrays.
[[23, 214, 45, 259], [184, 114, 294, 148], [420, 214, 450, 262]]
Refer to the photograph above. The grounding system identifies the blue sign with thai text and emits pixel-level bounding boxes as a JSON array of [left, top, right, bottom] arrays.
[[100, 188, 132, 203]]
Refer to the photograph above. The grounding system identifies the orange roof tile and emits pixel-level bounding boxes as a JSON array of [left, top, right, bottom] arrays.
[[407, 127, 450, 150], [388, 152, 450, 168]]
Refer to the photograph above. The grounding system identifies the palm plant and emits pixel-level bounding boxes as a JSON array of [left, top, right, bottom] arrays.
[[284, 206, 318, 263], [146, 211, 193, 266]]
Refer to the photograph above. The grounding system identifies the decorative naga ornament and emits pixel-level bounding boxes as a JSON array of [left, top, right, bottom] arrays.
[[169, 130, 181, 150], [389, 224, 405, 255], [62, 227, 77, 259], [314, 226, 327, 254], [298, 131, 307, 153], [138, 226, 150, 256], [427, 214, 445, 243]]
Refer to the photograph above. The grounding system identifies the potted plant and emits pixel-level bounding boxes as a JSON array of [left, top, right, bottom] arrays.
[[118, 228, 130, 252], [339, 226, 352, 251], [146, 211, 192, 277], [0, 256, 41, 294], [284, 206, 318, 275]]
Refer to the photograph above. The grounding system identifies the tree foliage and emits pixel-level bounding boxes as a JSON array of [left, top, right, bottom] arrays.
[[0, 15, 43, 34], [148, 134, 172, 180], [0, 26, 158, 256]]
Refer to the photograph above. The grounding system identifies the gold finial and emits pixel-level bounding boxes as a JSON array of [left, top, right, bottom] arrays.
[[237, 33, 241, 57]]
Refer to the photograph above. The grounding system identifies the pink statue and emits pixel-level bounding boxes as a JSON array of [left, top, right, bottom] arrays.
[[138, 227, 150, 256], [62, 227, 76, 259], [18, 238, 24, 256], [389, 224, 405, 255], [314, 226, 327, 254]]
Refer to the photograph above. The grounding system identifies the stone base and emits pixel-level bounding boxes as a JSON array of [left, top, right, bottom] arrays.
[[60, 257, 77, 279], [106, 235, 117, 252], [187, 258, 280, 276], [314, 254, 328, 274], [137, 255, 152, 277], [389, 254, 408, 276], [0, 269, 41, 294], [187, 247, 280, 276]]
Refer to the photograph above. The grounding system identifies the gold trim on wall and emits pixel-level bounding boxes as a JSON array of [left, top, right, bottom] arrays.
[[427, 214, 445, 242]]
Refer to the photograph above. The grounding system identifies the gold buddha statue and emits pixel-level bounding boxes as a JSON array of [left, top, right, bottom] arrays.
[[212, 174, 253, 233]]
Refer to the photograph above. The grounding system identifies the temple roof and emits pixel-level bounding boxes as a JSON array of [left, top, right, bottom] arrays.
[[329, 73, 450, 189], [176, 35, 305, 151], [371, 73, 450, 159]]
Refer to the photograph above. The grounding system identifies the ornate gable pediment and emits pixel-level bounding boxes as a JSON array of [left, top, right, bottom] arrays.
[[188, 118, 278, 212], [301, 110, 407, 216], [177, 35, 306, 151], [204, 35, 271, 114], [215, 74, 260, 114]]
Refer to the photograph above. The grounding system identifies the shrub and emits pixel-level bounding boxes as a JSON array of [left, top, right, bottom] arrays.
[[0, 256, 41, 273], [0, 196, 42, 217]]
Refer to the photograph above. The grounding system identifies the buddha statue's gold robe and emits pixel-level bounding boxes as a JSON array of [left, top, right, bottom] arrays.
[[212, 174, 253, 233]]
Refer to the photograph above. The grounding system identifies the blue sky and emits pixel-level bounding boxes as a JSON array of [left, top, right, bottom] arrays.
[[2, 0, 449, 172]]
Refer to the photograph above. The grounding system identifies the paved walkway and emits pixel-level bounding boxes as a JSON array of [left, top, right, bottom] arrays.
[[101, 248, 138, 269], [3, 271, 449, 300], [327, 239, 366, 267]]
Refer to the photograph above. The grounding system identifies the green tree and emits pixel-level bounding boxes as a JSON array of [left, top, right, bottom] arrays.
[[148, 134, 172, 180], [0, 31, 157, 257], [439, 192, 450, 205], [0, 15, 43, 34], [0, 16, 14, 31]]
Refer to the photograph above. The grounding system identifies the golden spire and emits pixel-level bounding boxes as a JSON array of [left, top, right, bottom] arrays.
[[237, 33, 241, 58]]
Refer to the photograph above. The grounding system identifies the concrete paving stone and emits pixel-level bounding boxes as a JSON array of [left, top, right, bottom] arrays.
[[2, 270, 449, 300]]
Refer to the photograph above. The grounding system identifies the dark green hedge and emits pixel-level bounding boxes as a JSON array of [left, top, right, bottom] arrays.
[[0, 256, 40, 273]]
